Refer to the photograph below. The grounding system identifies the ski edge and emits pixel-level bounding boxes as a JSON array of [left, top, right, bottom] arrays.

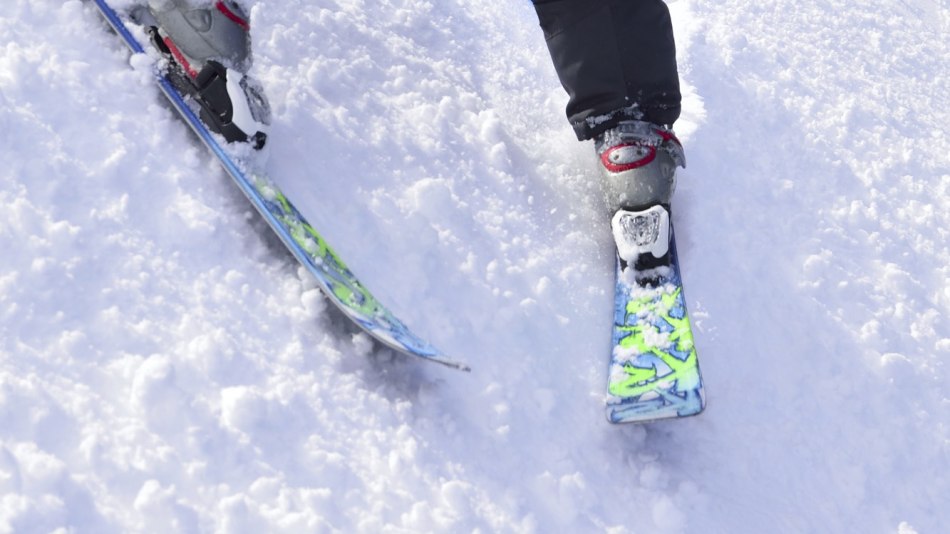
[[90, 0, 470, 372]]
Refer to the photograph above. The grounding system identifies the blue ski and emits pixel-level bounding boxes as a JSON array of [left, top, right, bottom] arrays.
[[607, 211, 705, 423], [90, 0, 468, 371]]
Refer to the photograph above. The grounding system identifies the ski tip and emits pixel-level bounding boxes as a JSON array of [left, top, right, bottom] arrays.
[[419, 352, 472, 372], [451, 361, 473, 373]]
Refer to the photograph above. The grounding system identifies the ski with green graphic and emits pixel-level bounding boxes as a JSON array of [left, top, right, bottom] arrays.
[[606, 205, 705, 423], [90, 0, 468, 371]]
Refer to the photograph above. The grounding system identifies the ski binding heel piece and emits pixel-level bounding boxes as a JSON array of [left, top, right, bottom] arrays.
[[612, 205, 671, 268]]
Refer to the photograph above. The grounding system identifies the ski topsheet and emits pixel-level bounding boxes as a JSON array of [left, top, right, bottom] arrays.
[[607, 220, 705, 423], [91, 0, 469, 371]]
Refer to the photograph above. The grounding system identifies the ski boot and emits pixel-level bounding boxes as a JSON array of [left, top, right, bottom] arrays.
[[595, 120, 686, 272], [137, 0, 270, 148]]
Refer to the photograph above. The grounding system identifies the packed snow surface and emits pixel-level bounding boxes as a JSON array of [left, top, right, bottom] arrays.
[[1, 0, 948, 532]]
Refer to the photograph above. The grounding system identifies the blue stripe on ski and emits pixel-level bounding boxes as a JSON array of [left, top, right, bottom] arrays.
[[91, 0, 468, 370]]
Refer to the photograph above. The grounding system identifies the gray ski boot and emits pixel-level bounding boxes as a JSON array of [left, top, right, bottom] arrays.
[[595, 120, 686, 270], [142, 0, 270, 148], [148, 0, 251, 73]]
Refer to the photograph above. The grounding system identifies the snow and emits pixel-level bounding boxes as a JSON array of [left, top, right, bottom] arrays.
[[1, 0, 948, 532]]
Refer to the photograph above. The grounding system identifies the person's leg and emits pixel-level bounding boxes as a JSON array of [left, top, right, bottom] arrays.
[[531, 0, 681, 141]]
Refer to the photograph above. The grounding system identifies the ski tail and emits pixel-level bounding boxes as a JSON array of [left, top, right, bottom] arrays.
[[606, 209, 705, 423]]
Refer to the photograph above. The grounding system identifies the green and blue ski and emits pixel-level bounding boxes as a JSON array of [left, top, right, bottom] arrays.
[[607, 206, 705, 422], [90, 0, 468, 370]]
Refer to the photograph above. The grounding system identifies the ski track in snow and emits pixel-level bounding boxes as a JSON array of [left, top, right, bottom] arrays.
[[0, 0, 947, 532]]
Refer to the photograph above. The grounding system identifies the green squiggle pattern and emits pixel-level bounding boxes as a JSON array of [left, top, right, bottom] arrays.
[[249, 177, 469, 370]]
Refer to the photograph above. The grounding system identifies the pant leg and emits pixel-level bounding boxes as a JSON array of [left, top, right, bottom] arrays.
[[532, 0, 681, 140]]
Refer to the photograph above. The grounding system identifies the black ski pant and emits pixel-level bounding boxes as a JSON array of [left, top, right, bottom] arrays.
[[532, 0, 681, 140]]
